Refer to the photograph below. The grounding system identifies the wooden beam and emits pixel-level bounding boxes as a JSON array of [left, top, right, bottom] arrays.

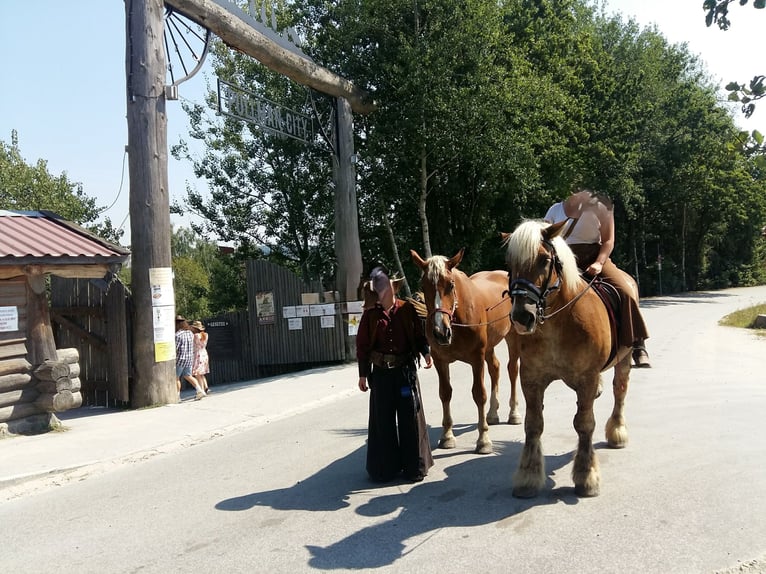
[[50, 312, 107, 350], [164, 0, 376, 115], [0, 264, 112, 280]]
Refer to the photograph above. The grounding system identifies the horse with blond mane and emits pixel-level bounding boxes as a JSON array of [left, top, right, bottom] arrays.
[[504, 219, 632, 497], [411, 248, 521, 455]]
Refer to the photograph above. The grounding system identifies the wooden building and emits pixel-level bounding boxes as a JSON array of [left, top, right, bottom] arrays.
[[0, 210, 130, 435]]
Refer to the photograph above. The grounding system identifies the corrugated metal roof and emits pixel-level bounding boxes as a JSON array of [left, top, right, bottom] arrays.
[[0, 210, 130, 261]]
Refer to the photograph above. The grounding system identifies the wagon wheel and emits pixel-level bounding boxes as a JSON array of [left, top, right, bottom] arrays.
[[163, 7, 211, 89]]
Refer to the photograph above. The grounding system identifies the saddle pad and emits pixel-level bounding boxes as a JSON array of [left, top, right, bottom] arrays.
[[589, 278, 621, 370]]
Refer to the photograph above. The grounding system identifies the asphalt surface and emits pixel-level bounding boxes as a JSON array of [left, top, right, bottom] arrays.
[[1, 285, 766, 573]]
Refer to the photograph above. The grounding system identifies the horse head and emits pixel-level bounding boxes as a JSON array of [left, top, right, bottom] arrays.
[[504, 220, 573, 334], [411, 248, 464, 346]]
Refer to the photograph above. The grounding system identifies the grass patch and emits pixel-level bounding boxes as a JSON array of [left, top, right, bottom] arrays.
[[719, 303, 766, 332]]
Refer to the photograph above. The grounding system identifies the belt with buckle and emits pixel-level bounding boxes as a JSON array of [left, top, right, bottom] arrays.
[[370, 351, 408, 369]]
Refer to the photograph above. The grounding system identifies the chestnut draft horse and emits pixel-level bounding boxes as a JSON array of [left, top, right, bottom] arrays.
[[504, 220, 632, 498], [411, 248, 521, 455]]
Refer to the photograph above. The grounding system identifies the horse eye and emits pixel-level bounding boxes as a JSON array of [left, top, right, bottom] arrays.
[[445, 281, 455, 294]]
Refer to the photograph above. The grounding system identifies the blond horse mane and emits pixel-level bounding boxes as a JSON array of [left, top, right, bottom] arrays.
[[425, 255, 450, 285], [505, 219, 583, 293]]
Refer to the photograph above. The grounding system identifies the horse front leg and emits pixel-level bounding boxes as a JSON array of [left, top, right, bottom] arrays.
[[512, 380, 546, 498], [485, 348, 501, 426], [471, 355, 492, 454], [605, 352, 631, 448], [572, 380, 600, 497], [435, 360, 456, 449], [505, 334, 522, 425]]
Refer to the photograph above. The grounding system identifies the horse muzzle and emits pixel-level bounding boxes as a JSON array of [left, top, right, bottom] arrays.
[[430, 310, 453, 345], [510, 302, 537, 334]]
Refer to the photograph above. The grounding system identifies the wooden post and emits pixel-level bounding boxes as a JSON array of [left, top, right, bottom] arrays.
[[333, 97, 363, 360], [125, 0, 177, 407], [26, 267, 58, 366]]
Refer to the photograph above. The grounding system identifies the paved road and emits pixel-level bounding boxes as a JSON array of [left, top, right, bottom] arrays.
[[1, 286, 765, 573]]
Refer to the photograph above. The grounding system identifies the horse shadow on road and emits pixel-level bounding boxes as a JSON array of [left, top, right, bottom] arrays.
[[215, 424, 582, 570]]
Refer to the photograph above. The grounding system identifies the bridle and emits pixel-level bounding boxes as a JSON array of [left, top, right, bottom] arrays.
[[507, 237, 598, 325], [428, 278, 458, 324], [508, 238, 563, 325], [427, 275, 511, 329]]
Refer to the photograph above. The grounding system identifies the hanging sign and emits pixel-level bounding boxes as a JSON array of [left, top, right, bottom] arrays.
[[218, 79, 316, 145]]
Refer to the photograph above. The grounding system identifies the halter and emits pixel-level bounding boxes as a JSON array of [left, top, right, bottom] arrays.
[[508, 238, 562, 325], [428, 279, 458, 323]]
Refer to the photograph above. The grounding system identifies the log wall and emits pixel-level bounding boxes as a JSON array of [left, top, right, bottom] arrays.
[[0, 279, 37, 424]]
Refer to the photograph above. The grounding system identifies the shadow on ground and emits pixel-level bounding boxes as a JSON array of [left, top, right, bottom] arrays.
[[216, 424, 586, 570]]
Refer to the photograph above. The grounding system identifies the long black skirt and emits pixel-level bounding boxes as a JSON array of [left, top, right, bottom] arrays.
[[366, 363, 433, 482]]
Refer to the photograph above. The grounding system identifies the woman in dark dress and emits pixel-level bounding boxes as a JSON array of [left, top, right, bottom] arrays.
[[356, 265, 434, 482]]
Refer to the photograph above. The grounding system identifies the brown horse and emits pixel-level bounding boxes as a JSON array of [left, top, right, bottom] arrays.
[[504, 219, 631, 497], [411, 248, 521, 455]]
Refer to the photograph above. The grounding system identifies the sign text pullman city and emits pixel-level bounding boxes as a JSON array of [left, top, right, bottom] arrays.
[[218, 79, 315, 144]]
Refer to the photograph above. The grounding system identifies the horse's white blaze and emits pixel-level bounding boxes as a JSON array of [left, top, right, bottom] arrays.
[[432, 280, 443, 323]]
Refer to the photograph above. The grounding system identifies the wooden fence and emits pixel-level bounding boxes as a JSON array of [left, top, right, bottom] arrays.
[[204, 260, 350, 385], [46, 260, 354, 399], [49, 276, 130, 407]]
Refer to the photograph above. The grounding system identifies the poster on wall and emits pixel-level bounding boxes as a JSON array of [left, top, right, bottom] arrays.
[[347, 313, 361, 336], [148, 267, 175, 362], [320, 315, 335, 329], [0, 306, 18, 332], [148, 267, 174, 307], [152, 305, 176, 362], [288, 317, 303, 330], [256, 291, 276, 324]]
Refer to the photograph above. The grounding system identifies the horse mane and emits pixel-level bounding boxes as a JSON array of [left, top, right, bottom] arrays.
[[506, 219, 583, 292], [425, 255, 450, 285]]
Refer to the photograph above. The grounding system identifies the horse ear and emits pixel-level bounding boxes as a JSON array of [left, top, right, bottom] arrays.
[[411, 249, 427, 270], [499, 231, 511, 245], [543, 220, 569, 242], [447, 248, 465, 270], [391, 277, 405, 294]]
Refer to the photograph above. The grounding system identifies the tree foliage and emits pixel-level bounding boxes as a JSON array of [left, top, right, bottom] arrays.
[[170, 226, 247, 319], [0, 130, 123, 244], [170, 0, 766, 305]]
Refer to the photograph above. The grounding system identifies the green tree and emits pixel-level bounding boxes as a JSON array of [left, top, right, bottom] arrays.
[[0, 130, 123, 244], [173, 0, 766, 296], [170, 226, 247, 318]]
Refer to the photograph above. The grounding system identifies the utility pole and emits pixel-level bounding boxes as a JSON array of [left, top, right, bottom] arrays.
[[125, 0, 176, 407]]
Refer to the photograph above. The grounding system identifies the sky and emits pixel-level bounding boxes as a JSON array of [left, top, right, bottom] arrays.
[[0, 1, 764, 246]]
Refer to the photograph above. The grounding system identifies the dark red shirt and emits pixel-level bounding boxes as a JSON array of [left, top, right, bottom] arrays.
[[356, 299, 429, 377]]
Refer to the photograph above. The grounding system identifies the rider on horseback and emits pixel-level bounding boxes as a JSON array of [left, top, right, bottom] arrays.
[[544, 189, 651, 368]]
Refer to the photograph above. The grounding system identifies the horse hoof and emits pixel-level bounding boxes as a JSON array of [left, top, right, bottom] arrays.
[[476, 442, 493, 455], [512, 485, 538, 499], [487, 415, 500, 426], [507, 413, 522, 425], [438, 437, 456, 449], [574, 483, 600, 497]]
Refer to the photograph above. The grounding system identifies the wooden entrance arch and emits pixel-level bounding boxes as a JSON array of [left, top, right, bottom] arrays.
[[125, 0, 374, 406]]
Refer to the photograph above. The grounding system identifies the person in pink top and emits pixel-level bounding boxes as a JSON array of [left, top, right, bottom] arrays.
[[191, 320, 210, 393]]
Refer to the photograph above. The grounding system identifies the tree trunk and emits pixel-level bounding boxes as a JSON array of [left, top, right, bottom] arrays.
[[418, 143, 432, 258]]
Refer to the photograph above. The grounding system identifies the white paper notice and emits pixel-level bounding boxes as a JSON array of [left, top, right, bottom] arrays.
[[0, 306, 18, 332]]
